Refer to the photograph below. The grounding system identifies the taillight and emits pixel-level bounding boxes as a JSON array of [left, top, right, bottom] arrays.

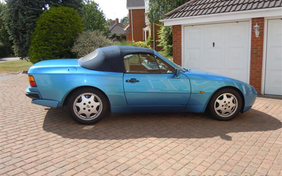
[[28, 75, 37, 87]]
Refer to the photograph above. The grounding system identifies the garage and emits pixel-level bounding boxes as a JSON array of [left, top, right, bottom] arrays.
[[162, 0, 282, 95], [184, 22, 250, 83], [265, 19, 282, 95]]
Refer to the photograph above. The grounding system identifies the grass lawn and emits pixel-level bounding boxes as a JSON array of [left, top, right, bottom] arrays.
[[0, 60, 32, 73]]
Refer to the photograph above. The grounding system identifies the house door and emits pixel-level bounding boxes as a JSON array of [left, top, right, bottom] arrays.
[[184, 21, 250, 83], [265, 19, 282, 95]]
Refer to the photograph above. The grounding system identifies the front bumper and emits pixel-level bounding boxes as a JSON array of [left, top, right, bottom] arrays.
[[242, 85, 257, 112]]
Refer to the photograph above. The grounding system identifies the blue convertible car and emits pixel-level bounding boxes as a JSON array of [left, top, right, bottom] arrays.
[[26, 46, 257, 124]]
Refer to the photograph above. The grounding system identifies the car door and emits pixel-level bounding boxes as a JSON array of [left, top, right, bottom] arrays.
[[123, 53, 191, 112]]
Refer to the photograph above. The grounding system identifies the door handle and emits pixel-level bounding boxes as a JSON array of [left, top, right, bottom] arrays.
[[126, 78, 139, 83]]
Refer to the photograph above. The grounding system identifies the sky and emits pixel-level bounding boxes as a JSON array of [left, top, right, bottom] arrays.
[[94, 0, 128, 20], [0, 0, 128, 20]]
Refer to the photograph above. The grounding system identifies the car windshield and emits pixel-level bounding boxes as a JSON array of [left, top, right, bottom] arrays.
[[154, 52, 187, 72]]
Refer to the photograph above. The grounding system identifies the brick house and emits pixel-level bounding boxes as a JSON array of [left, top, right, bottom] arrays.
[[126, 0, 162, 50], [109, 18, 127, 41], [126, 0, 146, 42], [162, 0, 282, 95]]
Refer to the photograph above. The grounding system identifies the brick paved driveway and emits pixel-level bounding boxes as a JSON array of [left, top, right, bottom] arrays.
[[0, 74, 281, 176]]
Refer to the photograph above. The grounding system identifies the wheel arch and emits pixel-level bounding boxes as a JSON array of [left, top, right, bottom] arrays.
[[62, 86, 111, 109], [205, 86, 245, 113]]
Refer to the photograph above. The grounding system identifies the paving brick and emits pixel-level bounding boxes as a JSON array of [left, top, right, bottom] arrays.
[[0, 74, 282, 176]]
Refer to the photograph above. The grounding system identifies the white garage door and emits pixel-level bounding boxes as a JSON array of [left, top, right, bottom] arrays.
[[265, 19, 282, 96], [184, 22, 250, 83]]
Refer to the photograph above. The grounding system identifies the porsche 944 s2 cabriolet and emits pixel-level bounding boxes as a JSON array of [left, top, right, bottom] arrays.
[[26, 45, 257, 124]]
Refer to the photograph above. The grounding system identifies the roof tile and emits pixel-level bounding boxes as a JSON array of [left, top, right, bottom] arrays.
[[165, 0, 282, 19], [269, 1, 275, 7], [263, 1, 270, 8]]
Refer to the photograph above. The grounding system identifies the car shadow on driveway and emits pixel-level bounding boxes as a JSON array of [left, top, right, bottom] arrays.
[[43, 108, 282, 141]]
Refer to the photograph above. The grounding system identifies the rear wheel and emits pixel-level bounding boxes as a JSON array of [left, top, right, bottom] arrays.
[[68, 88, 109, 124], [208, 88, 242, 121]]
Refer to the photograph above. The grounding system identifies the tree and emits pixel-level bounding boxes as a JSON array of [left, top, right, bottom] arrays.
[[120, 16, 129, 24], [4, 0, 83, 58], [82, 0, 107, 34], [4, 0, 46, 58], [29, 6, 83, 63], [157, 24, 172, 56], [0, 2, 13, 57], [48, 0, 83, 13], [147, 0, 187, 23], [72, 30, 113, 57], [146, 0, 188, 56]]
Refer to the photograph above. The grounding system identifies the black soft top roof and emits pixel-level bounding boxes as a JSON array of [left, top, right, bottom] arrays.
[[78, 45, 154, 72]]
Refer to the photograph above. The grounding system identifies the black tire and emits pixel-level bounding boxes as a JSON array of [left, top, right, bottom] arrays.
[[67, 88, 109, 124], [208, 88, 242, 121]]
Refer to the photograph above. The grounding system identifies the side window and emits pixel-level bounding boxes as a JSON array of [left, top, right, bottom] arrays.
[[156, 57, 175, 74], [124, 54, 159, 73]]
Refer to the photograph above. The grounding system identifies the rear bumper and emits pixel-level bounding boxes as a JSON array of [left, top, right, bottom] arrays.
[[31, 99, 59, 108], [26, 88, 59, 108], [26, 92, 40, 99]]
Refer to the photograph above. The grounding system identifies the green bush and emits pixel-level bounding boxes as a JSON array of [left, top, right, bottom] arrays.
[[29, 6, 83, 63], [72, 30, 114, 57], [158, 24, 172, 56], [115, 40, 133, 46], [115, 41, 151, 49], [131, 41, 150, 48]]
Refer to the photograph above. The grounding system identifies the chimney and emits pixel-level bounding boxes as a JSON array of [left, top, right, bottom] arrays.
[[115, 18, 119, 24]]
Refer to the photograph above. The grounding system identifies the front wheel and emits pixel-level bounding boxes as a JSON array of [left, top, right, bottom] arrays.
[[208, 88, 242, 121], [68, 88, 109, 124]]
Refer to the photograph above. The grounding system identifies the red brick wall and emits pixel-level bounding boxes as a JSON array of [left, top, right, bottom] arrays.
[[172, 25, 182, 65], [250, 17, 264, 94], [126, 9, 146, 42]]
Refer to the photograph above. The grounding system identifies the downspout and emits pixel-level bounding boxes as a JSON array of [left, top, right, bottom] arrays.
[[130, 9, 134, 41], [153, 22, 155, 50]]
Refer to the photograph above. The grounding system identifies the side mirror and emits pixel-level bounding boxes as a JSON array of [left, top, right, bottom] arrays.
[[173, 68, 181, 78]]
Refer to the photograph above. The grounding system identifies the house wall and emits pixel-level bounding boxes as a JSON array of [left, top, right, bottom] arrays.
[[250, 17, 264, 94], [127, 9, 146, 42]]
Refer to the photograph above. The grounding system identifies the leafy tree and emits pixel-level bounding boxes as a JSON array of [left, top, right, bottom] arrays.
[[4, 0, 46, 58], [147, 0, 187, 23], [120, 16, 129, 24], [82, 0, 107, 34], [146, 0, 188, 56], [72, 30, 113, 57], [4, 0, 83, 58], [29, 6, 83, 63], [49, 0, 83, 12], [0, 2, 13, 57], [157, 24, 172, 56], [131, 41, 150, 48]]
